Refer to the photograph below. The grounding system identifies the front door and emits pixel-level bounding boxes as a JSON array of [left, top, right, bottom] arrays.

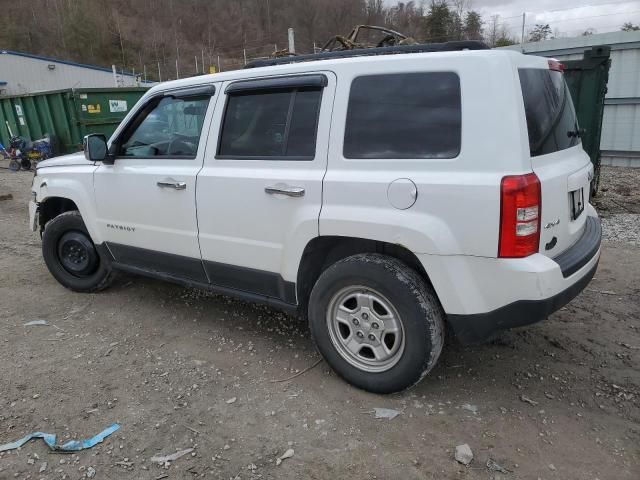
[[196, 73, 336, 303], [93, 86, 217, 282]]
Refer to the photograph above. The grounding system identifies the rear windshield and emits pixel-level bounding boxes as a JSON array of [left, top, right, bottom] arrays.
[[518, 68, 580, 157]]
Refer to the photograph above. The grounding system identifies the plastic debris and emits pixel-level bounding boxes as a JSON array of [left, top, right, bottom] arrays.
[[455, 444, 473, 465], [461, 403, 478, 414], [226, 397, 237, 404], [24, 320, 48, 326], [150, 448, 194, 464], [486, 458, 510, 473], [373, 407, 401, 419], [519, 394, 539, 406], [276, 448, 294, 466], [0, 424, 120, 452], [86, 466, 96, 478]]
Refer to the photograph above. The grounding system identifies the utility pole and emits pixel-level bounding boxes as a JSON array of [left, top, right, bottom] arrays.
[[175, 58, 179, 79], [201, 49, 205, 74], [112, 64, 118, 87], [520, 12, 526, 51], [157, 62, 162, 82], [243, 48, 247, 65], [143, 64, 147, 83], [195, 55, 198, 74], [288, 28, 295, 54], [266, 0, 271, 35]]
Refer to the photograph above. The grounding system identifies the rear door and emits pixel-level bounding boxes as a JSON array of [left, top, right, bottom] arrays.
[[196, 73, 335, 304], [518, 64, 594, 257]]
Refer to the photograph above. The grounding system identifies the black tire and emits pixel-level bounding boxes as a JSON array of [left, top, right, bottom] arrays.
[[308, 253, 445, 394], [42, 211, 115, 292]]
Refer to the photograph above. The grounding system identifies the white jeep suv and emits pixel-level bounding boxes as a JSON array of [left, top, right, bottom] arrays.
[[29, 42, 601, 393]]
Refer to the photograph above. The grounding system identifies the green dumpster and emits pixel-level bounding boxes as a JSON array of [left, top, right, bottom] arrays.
[[0, 87, 148, 155], [563, 46, 611, 196]]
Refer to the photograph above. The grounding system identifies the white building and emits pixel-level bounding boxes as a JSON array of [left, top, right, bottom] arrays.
[[502, 31, 640, 168], [0, 50, 144, 97]]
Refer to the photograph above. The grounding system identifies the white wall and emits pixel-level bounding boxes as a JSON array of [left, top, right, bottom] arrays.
[[0, 52, 139, 96], [501, 31, 640, 167]]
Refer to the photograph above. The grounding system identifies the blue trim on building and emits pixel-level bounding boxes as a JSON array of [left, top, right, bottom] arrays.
[[0, 50, 151, 80], [0, 81, 7, 85]]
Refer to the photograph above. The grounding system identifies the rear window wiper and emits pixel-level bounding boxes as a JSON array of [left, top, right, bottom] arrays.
[[567, 128, 585, 138]]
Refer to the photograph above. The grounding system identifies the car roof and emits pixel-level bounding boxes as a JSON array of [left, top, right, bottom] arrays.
[[147, 48, 542, 96]]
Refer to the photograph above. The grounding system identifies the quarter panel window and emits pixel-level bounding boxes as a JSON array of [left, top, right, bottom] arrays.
[[218, 87, 322, 159], [119, 95, 210, 158], [344, 72, 461, 159]]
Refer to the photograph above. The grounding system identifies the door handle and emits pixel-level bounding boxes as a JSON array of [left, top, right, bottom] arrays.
[[157, 180, 187, 190], [265, 185, 305, 197]]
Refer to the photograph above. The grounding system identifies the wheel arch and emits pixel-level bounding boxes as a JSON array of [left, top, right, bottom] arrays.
[[296, 236, 436, 312], [39, 196, 79, 232]]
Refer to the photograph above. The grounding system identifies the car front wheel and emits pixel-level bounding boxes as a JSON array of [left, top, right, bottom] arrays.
[[42, 211, 115, 292]]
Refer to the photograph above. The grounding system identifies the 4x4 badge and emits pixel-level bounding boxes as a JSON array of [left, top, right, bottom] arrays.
[[544, 218, 560, 229]]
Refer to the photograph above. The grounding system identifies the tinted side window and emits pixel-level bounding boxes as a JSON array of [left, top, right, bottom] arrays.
[[119, 96, 210, 158], [218, 87, 322, 159], [344, 72, 461, 159], [519, 69, 580, 157]]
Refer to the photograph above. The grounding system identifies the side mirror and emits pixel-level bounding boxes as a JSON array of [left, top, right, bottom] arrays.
[[83, 134, 111, 163]]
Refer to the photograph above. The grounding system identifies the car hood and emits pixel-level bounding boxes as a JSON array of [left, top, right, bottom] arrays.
[[37, 152, 93, 169]]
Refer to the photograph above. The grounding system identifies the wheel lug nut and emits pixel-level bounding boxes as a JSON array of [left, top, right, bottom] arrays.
[[352, 318, 360, 326], [372, 322, 379, 329], [368, 334, 376, 341], [356, 331, 364, 338], [361, 312, 369, 320]]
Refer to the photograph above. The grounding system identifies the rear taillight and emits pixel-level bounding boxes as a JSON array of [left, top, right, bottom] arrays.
[[548, 59, 564, 72], [499, 173, 541, 258]]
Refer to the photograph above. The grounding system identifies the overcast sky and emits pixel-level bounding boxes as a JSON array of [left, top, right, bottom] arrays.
[[391, 1, 640, 38]]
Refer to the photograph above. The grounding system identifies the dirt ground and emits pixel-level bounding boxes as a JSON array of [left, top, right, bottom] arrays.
[[0, 166, 638, 480]]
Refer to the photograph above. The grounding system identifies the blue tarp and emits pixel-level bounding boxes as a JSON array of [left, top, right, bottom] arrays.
[[0, 423, 120, 452]]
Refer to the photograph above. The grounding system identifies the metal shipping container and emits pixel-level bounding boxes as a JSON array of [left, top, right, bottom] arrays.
[[563, 46, 612, 195], [0, 87, 148, 155]]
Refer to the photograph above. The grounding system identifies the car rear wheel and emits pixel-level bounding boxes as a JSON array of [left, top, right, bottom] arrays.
[[42, 211, 115, 292], [308, 253, 444, 393]]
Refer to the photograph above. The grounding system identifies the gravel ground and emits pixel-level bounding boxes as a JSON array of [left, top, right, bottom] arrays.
[[594, 166, 640, 245], [0, 167, 639, 480]]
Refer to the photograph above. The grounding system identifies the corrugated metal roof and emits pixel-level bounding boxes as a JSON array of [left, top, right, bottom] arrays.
[[0, 49, 138, 77], [501, 31, 640, 56]]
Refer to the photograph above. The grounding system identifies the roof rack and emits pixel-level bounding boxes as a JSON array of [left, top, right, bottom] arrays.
[[245, 40, 489, 69]]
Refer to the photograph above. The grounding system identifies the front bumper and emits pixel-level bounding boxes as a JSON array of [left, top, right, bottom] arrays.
[[420, 214, 601, 344], [28, 199, 39, 232]]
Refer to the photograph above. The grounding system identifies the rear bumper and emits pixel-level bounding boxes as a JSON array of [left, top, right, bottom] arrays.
[[419, 212, 601, 344], [447, 259, 598, 344]]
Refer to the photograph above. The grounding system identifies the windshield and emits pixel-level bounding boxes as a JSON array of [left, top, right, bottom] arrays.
[[518, 68, 580, 157]]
